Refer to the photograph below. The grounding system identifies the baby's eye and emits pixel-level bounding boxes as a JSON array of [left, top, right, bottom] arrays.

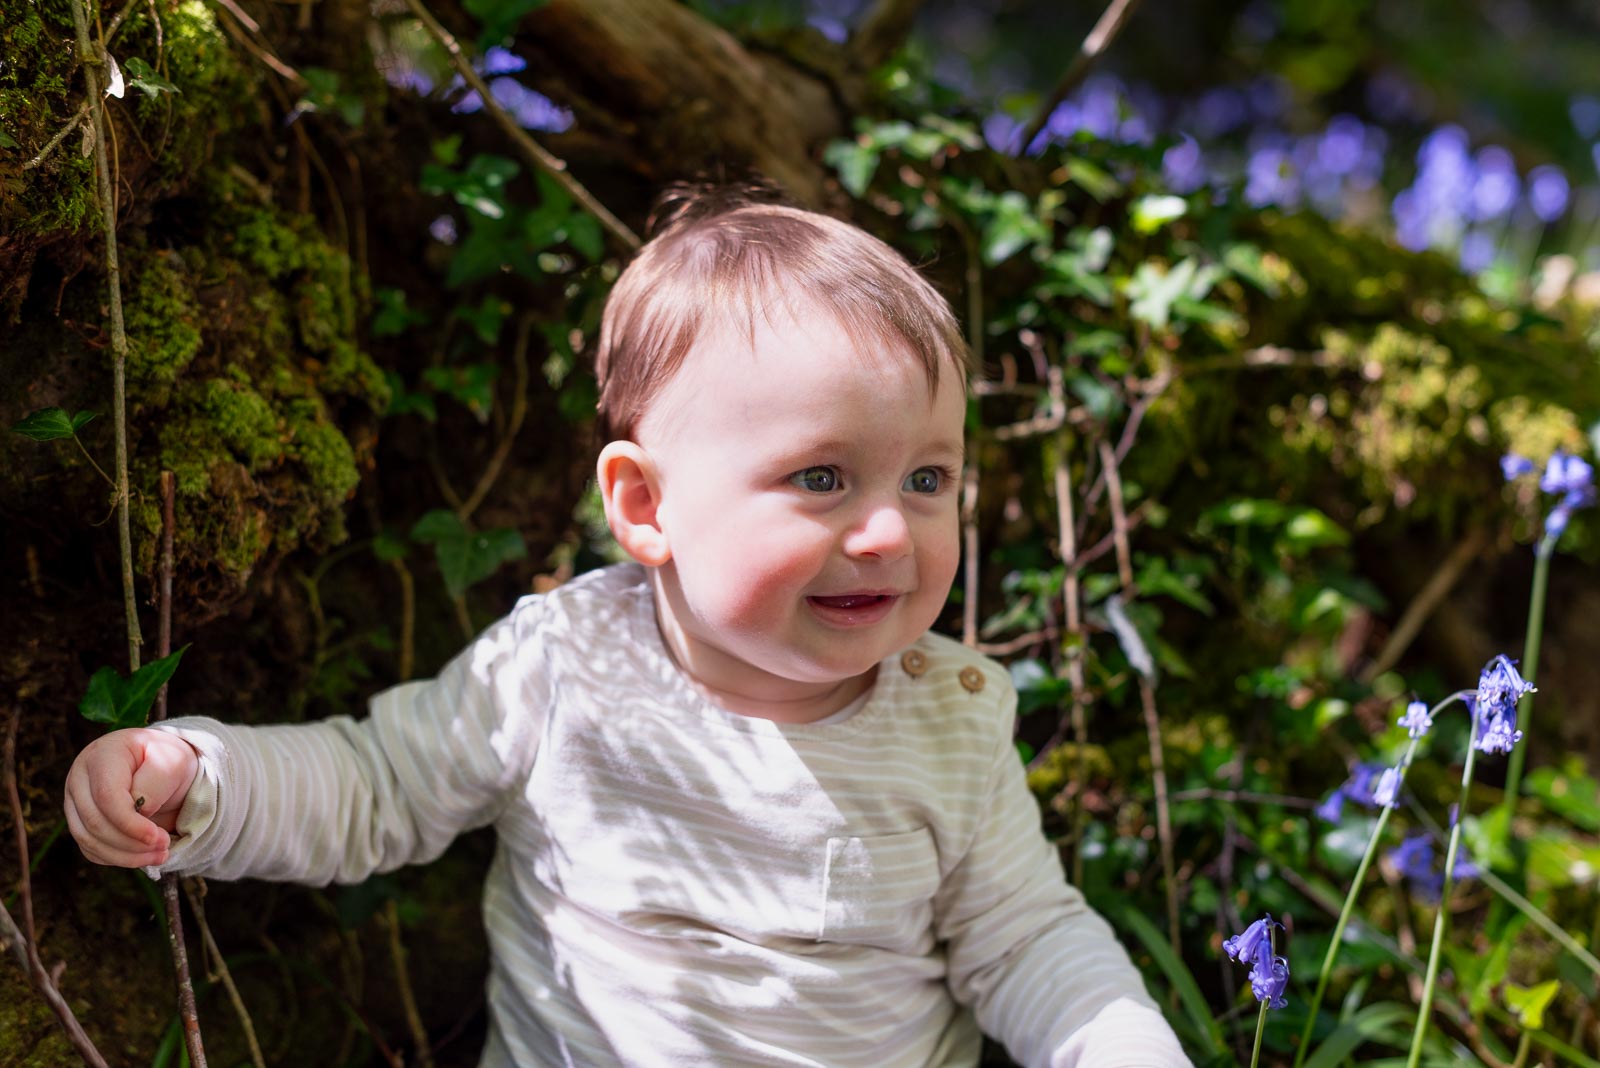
[[902, 466, 946, 494], [791, 466, 841, 493]]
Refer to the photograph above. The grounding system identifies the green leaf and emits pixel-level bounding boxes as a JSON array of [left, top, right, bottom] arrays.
[[823, 140, 881, 198], [371, 288, 431, 338], [464, 0, 548, 47], [455, 296, 510, 345], [122, 57, 179, 96], [565, 213, 603, 261], [410, 509, 466, 544], [1127, 258, 1197, 331], [1062, 157, 1121, 201], [1130, 194, 1187, 234], [1504, 979, 1561, 1031], [1300, 1003, 1414, 1068], [372, 532, 409, 562], [11, 407, 78, 441], [1526, 766, 1600, 831], [0, 129, 18, 149], [71, 410, 97, 431], [422, 363, 498, 421], [77, 646, 191, 729], [1104, 904, 1225, 1060]]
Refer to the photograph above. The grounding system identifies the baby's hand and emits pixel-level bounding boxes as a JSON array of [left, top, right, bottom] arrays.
[[64, 728, 200, 868]]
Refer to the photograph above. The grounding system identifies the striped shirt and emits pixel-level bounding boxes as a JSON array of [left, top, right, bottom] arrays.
[[152, 563, 1189, 1068]]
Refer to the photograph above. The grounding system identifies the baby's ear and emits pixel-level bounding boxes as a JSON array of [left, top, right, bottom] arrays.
[[595, 441, 671, 567]]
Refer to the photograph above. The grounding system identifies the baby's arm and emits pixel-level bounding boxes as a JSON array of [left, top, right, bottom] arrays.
[[64, 603, 547, 885], [935, 686, 1190, 1068], [64, 728, 200, 869]]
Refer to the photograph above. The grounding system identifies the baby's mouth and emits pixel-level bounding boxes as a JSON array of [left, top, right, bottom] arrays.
[[808, 593, 895, 609]]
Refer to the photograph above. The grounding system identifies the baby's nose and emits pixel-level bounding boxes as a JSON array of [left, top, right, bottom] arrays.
[[845, 504, 913, 561]]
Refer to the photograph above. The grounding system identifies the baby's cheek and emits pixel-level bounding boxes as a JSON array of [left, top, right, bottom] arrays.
[[705, 532, 825, 629]]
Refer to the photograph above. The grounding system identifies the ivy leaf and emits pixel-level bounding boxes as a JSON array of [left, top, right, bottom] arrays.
[[455, 296, 510, 345], [0, 129, 17, 149], [565, 212, 603, 261], [1504, 979, 1560, 1031], [422, 363, 498, 421], [1130, 194, 1187, 234], [409, 510, 526, 598], [123, 57, 180, 96], [11, 407, 91, 441], [464, 0, 549, 48], [823, 140, 880, 198], [371, 288, 430, 338], [78, 646, 190, 728]]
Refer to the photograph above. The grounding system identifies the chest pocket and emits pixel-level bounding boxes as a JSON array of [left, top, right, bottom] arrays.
[[819, 828, 942, 953]]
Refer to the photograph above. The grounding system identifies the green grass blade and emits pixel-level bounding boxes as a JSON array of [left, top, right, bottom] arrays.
[[1109, 904, 1225, 1059]]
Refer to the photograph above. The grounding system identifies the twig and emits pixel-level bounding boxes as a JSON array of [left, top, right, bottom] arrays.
[[1019, 0, 1144, 150], [67, 0, 141, 667], [386, 899, 435, 1068], [403, 0, 639, 251], [3, 710, 111, 1067], [151, 470, 206, 1067], [1100, 436, 1179, 954], [183, 880, 265, 1068], [993, 366, 1069, 441], [961, 462, 979, 647], [1359, 526, 1488, 684], [22, 103, 91, 171], [71, 433, 116, 489], [849, 0, 925, 70], [458, 314, 534, 522], [1052, 430, 1089, 887], [1169, 788, 1316, 809], [976, 627, 1060, 657], [205, 0, 304, 85], [389, 559, 416, 683]]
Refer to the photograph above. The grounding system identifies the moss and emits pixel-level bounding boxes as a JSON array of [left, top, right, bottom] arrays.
[[122, 247, 204, 385], [202, 377, 285, 471], [323, 339, 391, 410], [285, 398, 359, 508]]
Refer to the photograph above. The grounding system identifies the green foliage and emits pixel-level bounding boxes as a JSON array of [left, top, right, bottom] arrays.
[[409, 509, 527, 598], [10, 407, 95, 441], [77, 646, 189, 728]]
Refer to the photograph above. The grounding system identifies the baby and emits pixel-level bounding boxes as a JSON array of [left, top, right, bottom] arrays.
[[65, 188, 1190, 1068]]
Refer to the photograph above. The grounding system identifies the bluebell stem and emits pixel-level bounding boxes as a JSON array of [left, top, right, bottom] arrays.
[[1229, 914, 1288, 1068]]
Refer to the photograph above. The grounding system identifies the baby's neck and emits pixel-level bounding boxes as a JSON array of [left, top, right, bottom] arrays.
[[651, 595, 876, 724]]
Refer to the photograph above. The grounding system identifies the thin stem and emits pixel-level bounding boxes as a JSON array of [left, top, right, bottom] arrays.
[[457, 314, 533, 522], [1407, 736, 1482, 1068], [1498, 541, 1551, 838], [386, 899, 435, 1068], [1018, 0, 1144, 150], [960, 463, 979, 647], [1053, 435, 1088, 888], [1293, 691, 1471, 1068], [402, 0, 638, 251], [1249, 996, 1269, 1068]]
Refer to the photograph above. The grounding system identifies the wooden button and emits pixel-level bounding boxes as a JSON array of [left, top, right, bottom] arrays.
[[900, 650, 927, 677], [959, 666, 985, 693]]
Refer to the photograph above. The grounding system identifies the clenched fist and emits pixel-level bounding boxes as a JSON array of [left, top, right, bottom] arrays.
[[64, 728, 200, 868]]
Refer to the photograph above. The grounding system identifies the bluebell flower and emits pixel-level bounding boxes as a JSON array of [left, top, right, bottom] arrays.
[[1389, 833, 1435, 881], [1314, 789, 1346, 824], [1223, 914, 1278, 963], [1540, 451, 1594, 495], [1528, 165, 1570, 222], [1471, 655, 1533, 755], [1373, 766, 1401, 808], [1342, 762, 1384, 807], [1452, 854, 1481, 881], [1501, 453, 1535, 480], [1398, 699, 1433, 739], [1249, 940, 1290, 1010]]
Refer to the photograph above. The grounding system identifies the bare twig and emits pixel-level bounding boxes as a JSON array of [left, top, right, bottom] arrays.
[[183, 881, 265, 1068], [849, 0, 925, 70], [403, 0, 639, 251], [390, 559, 417, 683], [976, 627, 1060, 657], [1170, 788, 1316, 809], [1100, 437, 1179, 954], [3, 710, 111, 1067], [1358, 526, 1489, 684], [386, 899, 436, 1068], [993, 366, 1069, 442], [1052, 432, 1089, 887], [22, 103, 91, 171], [205, 0, 304, 85], [66, 0, 142, 666], [458, 314, 534, 522], [151, 470, 206, 1067], [1019, 0, 1144, 150], [961, 463, 980, 647]]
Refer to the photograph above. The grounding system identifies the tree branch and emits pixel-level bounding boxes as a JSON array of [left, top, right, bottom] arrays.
[[850, 0, 924, 71], [1019, 0, 1144, 151]]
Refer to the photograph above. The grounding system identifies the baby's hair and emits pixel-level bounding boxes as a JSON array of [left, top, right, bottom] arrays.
[[594, 181, 971, 443]]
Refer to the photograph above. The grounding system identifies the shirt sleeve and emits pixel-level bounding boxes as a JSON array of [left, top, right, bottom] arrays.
[[144, 602, 549, 885], [932, 683, 1191, 1068]]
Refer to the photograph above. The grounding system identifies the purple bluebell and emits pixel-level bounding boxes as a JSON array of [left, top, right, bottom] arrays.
[[479, 46, 527, 75], [1317, 115, 1366, 175], [1459, 231, 1496, 273], [1528, 166, 1570, 222], [1399, 699, 1433, 739], [1469, 146, 1519, 222], [1223, 914, 1278, 963], [1342, 762, 1384, 807], [1249, 940, 1290, 1010], [1471, 655, 1533, 755], [1540, 451, 1594, 495], [1546, 485, 1595, 540], [1388, 833, 1435, 882], [1314, 789, 1345, 823], [1163, 136, 1206, 193], [1572, 94, 1600, 139], [1501, 453, 1535, 480], [1452, 854, 1481, 881], [1373, 766, 1401, 808]]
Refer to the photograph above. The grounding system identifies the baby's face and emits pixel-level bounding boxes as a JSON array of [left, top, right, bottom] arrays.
[[637, 301, 965, 698]]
